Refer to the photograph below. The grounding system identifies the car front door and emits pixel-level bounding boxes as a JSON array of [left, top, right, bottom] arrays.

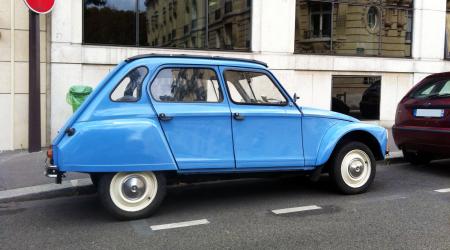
[[220, 67, 305, 169], [149, 66, 235, 170]]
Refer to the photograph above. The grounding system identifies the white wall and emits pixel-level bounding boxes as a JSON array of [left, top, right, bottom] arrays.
[[47, 0, 450, 140]]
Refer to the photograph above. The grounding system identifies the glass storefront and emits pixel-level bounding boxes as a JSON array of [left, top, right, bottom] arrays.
[[295, 0, 413, 57], [84, 0, 137, 45], [332, 75, 381, 120], [83, 0, 251, 51]]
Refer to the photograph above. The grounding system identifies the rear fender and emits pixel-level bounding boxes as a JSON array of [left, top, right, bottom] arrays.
[[55, 117, 177, 172]]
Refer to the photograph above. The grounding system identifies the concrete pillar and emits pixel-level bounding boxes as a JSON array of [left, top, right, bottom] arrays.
[[252, 0, 296, 53], [412, 0, 447, 60]]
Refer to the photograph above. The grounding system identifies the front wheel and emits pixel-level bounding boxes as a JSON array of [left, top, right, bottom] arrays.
[[329, 142, 376, 194], [98, 171, 166, 220]]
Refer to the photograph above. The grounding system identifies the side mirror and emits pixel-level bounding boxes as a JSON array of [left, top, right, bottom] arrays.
[[292, 93, 300, 103]]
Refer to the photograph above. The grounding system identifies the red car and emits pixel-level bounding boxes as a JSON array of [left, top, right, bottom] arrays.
[[393, 72, 450, 165]]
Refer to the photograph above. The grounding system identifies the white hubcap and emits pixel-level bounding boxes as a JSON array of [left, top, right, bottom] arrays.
[[340, 149, 371, 188], [110, 172, 158, 212]]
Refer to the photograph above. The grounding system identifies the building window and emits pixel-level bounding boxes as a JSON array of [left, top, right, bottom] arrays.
[[208, 0, 251, 50], [295, 0, 413, 57], [83, 0, 251, 51], [83, 0, 137, 45], [332, 76, 381, 120]]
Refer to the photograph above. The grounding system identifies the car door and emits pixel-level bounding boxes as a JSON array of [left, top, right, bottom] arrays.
[[220, 67, 305, 169], [149, 66, 235, 170]]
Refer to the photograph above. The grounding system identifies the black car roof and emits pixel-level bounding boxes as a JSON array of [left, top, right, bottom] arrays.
[[124, 53, 268, 68]]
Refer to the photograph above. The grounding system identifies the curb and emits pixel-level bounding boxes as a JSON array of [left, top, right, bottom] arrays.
[[0, 178, 96, 203]]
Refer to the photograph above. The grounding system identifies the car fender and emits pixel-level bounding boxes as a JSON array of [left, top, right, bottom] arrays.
[[315, 121, 387, 166], [56, 117, 178, 172]]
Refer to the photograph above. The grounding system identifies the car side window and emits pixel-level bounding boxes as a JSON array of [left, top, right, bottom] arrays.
[[224, 70, 287, 105], [111, 66, 148, 102], [151, 68, 223, 102]]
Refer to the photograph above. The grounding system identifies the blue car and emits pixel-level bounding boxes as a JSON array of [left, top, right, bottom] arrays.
[[46, 54, 387, 219]]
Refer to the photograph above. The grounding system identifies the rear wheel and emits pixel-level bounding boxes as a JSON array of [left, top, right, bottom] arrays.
[[329, 142, 376, 194], [402, 149, 432, 165], [98, 171, 166, 220]]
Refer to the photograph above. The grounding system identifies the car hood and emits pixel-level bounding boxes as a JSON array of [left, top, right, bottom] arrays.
[[301, 106, 359, 122]]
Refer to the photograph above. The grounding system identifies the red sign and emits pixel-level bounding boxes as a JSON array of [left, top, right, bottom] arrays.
[[23, 0, 55, 14]]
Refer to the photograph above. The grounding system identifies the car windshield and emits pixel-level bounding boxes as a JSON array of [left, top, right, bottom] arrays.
[[410, 79, 450, 99]]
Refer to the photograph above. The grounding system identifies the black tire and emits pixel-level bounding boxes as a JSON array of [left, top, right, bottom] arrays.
[[89, 173, 100, 188], [98, 172, 166, 220], [329, 141, 376, 195], [402, 150, 432, 165]]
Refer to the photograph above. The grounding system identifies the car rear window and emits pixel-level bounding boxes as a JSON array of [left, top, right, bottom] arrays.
[[151, 68, 223, 103], [111, 66, 148, 102], [410, 79, 450, 99]]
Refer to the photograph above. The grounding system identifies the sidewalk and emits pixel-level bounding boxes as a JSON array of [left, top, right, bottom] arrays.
[[0, 150, 88, 191]]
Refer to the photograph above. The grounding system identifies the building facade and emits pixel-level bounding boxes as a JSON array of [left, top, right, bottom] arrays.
[[0, 0, 450, 150]]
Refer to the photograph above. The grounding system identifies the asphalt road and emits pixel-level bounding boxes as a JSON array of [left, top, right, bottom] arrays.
[[1, 160, 450, 250]]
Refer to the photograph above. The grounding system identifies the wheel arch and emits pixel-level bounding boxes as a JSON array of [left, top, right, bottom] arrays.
[[331, 130, 384, 161], [315, 123, 387, 166]]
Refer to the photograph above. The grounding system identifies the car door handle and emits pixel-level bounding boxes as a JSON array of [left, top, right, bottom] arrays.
[[233, 113, 245, 121], [158, 113, 173, 121]]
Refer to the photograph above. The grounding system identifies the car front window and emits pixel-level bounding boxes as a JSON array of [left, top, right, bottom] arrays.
[[224, 70, 287, 105]]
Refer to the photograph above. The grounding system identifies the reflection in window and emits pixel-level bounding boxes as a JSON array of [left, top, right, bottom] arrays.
[[332, 76, 381, 120], [84, 0, 136, 45], [111, 67, 148, 102], [140, 0, 206, 48], [83, 0, 251, 51], [151, 68, 223, 103], [367, 6, 379, 31], [224, 71, 287, 105], [208, 0, 251, 50], [310, 2, 332, 38], [295, 0, 413, 57]]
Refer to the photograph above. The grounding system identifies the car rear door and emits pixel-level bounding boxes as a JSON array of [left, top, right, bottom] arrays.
[[149, 66, 235, 170], [220, 67, 305, 169]]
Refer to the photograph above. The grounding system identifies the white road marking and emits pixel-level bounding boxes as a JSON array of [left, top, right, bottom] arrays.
[[150, 219, 210, 231], [350, 194, 407, 205], [0, 178, 91, 201], [434, 188, 450, 193], [272, 205, 322, 215]]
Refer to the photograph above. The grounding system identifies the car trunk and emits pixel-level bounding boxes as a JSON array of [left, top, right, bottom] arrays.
[[395, 77, 450, 155]]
